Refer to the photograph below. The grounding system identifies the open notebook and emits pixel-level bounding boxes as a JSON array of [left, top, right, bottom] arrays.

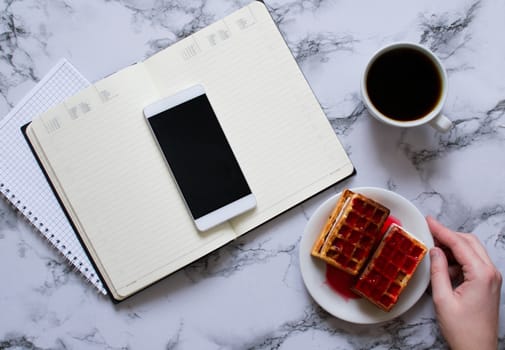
[[26, 2, 354, 301]]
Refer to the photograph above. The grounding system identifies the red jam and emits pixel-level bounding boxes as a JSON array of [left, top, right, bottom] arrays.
[[325, 264, 361, 300], [381, 215, 402, 236]]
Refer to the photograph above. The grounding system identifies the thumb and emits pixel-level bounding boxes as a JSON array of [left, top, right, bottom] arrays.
[[430, 247, 453, 303]]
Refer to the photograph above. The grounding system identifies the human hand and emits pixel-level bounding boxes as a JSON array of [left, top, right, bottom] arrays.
[[427, 216, 502, 350]]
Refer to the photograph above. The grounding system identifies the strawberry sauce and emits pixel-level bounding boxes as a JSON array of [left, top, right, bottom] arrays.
[[325, 264, 360, 300], [381, 215, 402, 236], [324, 215, 402, 301]]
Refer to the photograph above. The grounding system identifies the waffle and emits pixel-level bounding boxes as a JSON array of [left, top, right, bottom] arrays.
[[352, 224, 428, 311], [311, 189, 390, 275]]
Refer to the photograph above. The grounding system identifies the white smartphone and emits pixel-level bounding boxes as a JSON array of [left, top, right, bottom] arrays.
[[144, 85, 256, 231]]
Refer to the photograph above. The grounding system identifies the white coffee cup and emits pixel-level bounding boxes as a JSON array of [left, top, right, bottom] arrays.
[[361, 42, 452, 132]]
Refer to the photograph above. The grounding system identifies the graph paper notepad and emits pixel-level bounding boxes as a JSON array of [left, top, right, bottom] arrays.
[[0, 59, 106, 295], [26, 2, 354, 301]]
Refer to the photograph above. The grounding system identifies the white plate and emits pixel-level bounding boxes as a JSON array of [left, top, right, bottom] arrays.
[[299, 187, 434, 324]]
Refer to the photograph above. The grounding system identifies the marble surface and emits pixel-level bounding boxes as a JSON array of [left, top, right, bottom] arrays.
[[1, 0, 504, 348]]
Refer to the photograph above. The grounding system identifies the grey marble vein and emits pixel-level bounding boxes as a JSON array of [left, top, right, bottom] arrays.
[[0, 199, 17, 233], [0, 3, 35, 106], [33, 257, 72, 295], [0, 333, 61, 350], [110, 0, 250, 57], [165, 320, 184, 350], [419, 1, 480, 58], [399, 97, 505, 174], [243, 307, 446, 350], [266, 0, 332, 24], [288, 33, 356, 64], [183, 234, 298, 282], [327, 99, 367, 136], [70, 328, 129, 350]]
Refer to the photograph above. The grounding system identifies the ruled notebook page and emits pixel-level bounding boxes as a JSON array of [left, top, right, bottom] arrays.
[[27, 63, 237, 300], [144, 2, 354, 234]]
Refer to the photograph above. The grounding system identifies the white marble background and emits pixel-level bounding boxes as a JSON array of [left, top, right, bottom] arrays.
[[1, 0, 504, 349]]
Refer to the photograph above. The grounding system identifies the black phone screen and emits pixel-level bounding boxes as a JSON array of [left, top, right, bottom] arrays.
[[147, 94, 252, 219]]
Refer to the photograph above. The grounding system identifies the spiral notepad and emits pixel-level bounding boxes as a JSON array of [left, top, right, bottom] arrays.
[[0, 59, 106, 295]]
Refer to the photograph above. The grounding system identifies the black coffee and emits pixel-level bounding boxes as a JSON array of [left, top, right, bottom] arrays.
[[366, 47, 442, 121]]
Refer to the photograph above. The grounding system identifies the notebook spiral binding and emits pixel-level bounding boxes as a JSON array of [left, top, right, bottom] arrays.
[[0, 183, 106, 295]]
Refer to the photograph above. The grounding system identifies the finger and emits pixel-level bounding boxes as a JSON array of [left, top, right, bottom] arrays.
[[426, 216, 485, 271], [430, 247, 453, 302], [437, 234, 491, 268], [428, 216, 492, 266], [460, 233, 494, 266], [437, 244, 456, 264]]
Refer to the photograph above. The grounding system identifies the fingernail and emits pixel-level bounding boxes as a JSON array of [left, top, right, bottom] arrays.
[[430, 247, 441, 258]]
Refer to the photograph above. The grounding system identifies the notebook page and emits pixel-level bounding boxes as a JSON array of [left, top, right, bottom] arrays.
[[143, 2, 354, 235], [27, 63, 237, 300], [0, 59, 106, 294]]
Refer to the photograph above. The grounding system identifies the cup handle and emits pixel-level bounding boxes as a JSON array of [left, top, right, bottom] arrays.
[[429, 114, 452, 132]]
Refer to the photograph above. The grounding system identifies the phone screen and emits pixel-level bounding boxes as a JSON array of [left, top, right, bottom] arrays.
[[147, 93, 252, 220]]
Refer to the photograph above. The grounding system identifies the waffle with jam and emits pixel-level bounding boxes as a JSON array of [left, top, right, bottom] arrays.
[[311, 189, 390, 275], [352, 223, 428, 311]]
